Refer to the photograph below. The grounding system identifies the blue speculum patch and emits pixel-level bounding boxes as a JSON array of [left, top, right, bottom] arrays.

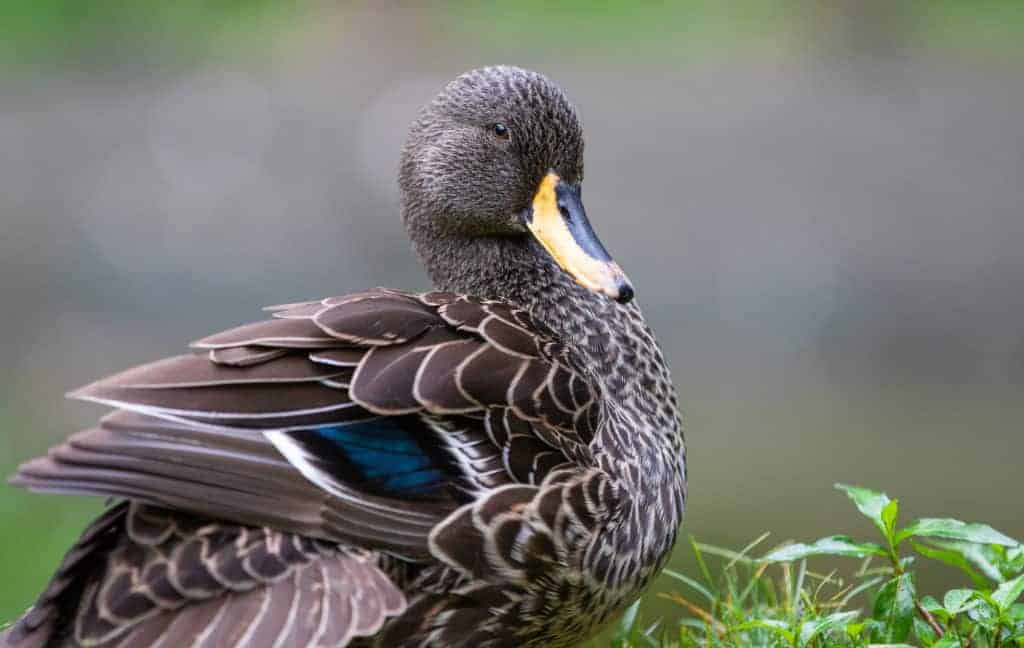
[[314, 419, 446, 496]]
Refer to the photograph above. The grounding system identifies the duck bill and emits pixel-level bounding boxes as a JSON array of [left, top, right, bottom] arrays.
[[523, 172, 635, 304]]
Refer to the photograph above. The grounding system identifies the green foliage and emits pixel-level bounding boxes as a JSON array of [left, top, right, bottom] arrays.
[[609, 485, 1023, 647], [0, 0, 303, 68], [763, 537, 887, 562], [1, 0, 1023, 69]]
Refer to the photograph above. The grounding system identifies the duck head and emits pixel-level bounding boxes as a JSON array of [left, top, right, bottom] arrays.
[[399, 66, 634, 305]]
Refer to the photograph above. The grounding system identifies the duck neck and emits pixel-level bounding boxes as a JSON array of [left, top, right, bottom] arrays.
[[416, 230, 627, 384], [418, 228, 687, 578], [415, 229, 684, 459]]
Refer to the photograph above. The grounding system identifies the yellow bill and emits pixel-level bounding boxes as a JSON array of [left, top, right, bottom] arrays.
[[524, 172, 634, 303]]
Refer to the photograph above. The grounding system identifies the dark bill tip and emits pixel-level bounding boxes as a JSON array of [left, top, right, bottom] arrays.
[[615, 280, 635, 304]]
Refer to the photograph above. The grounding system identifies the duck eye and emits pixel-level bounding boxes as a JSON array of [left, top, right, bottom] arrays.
[[491, 123, 510, 140]]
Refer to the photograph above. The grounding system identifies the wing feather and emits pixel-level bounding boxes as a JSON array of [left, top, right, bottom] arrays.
[[191, 316, 337, 349], [6, 288, 603, 646], [0, 505, 406, 648], [11, 413, 442, 557]]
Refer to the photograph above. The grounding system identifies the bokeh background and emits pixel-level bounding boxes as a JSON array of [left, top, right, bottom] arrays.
[[2, 0, 1022, 637]]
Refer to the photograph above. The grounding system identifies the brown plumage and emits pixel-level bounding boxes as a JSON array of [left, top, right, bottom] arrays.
[[4, 502, 404, 648], [3, 66, 685, 647]]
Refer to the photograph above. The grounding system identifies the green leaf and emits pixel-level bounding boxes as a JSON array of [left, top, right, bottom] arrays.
[[614, 598, 641, 643], [992, 573, 1024, 611], [762, 536, 887, 562], [1007, 545, 1024, 572], [933, 634, 963, 648], [732, 619, 793, 643], [845, 620, 865, 640], [920, 595, 946, 617], [840, 575, 886, 608], [799, 610, 860, 645], [835, 483, 892, 537], [912, 615, 938, 646], [882, 499, 900, 539], [931, 540, 1007, 582], [661, 568, 714, 604], [943, 588, 979, 614], [1010, 602, 1024, 621], [1011, 621, 1024, 642], [873, 573, 916, 643], [687, 535, 716, 597], [912, 541, 988, 588], [967, 597, 999, 631], [896, 518, 1020, 547]]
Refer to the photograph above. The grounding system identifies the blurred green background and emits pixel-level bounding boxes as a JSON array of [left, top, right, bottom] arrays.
[[2, 0, 1023, 635]]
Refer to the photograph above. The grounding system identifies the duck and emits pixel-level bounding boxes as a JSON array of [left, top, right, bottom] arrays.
[[2, 66, 686, 648]]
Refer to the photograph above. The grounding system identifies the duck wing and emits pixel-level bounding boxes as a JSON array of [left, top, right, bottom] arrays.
[[10, 289, 600, 560], [1, 502, 404, 648]]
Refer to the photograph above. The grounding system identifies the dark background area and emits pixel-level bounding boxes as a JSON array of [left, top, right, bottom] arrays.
[[1, 1, 1022, 634]]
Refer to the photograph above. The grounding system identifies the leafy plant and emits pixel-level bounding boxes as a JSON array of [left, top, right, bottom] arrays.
[[610, 484, 1023, 647]]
